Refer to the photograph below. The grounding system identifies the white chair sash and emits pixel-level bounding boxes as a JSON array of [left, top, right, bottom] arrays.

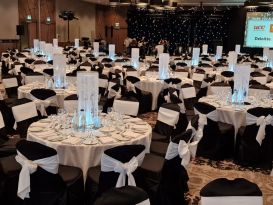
[[194, 108, 218, 141], [108, 88, 122, 99], [101, 150, 145, 188], [3, 78, 18, 88], [192, 73, 205, 82], [165, 140, 199, 168], [99, 78, 109, 89], [12, 102, 38, 123], [181, 87, 196, 99], [15, 151, 59, 199], [113, 100, 139, 116], [246, 113, 273, 145], [126, 80, 137, 93], [30, 95, 56, 116], [158, 107, 180, 127]]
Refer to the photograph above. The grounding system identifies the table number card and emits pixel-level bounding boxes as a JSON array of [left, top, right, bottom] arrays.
[[192, 48, 200, 66], [233, 65, 251, 103], [159, 53, 170, 80], [53, 54, 67, 89], [77, 72, 99, 127], [228, 51, 238, 71], [235, 44, 241, 54], [131, 48, 139, 69], [215, 46, 223, 61], [202, 44, 208, 55], [75, 39, 80, 48], [93, 42, 99, 57], [109, 44, 115, 60]]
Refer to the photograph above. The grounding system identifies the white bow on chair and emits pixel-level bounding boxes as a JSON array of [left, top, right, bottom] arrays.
[[15, 151, 59, 199], [255, 115, 273, 145], [31, 95, 55, 117], [195, 113, 208, 141], [178, 140, 199, 168], [108, 88, 122, 99], [126, 81, 136, 93], [114, 157, 139, 187]]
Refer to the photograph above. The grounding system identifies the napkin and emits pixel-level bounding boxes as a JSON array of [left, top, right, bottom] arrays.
[[98, 137, 116, 144], [62, 137, 82, 145], [123, 118, 142, 123], [131, 125, 148, 130], [32, 122, 49, 128], [34, 130, 56, 139], [122, 130, 141, 139], [111, 133, 129, 141]]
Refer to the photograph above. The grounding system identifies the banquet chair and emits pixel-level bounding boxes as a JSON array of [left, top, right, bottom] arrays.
[[113, 97, 139, 116], [0, 140, 84, 205], [250, 72, 267, 85], [261, 67, 272, 82], [248, 84, 270, 98], [235, 107, 273, 170], [2, 75, 20, 99], [11, 62, 24, 75], [157, 81, 181, 108], [0, 111, 18, 158], [192, 69, 206, 89], [11, 99, 39, 138], [64, 94, 78, 114], [30, 89, 58, 117], [181, 83, 197, 111], [85, 145, 146, 204], [194, 102, 235, 160], [94, 186, 150, 205], [125, 76, 152, 114], [150, 101, 188, 157], [141, 129, 196, 205], [196, 78, 214, 100], [200, 178, 263, 205], [152, 103, 181, 142]]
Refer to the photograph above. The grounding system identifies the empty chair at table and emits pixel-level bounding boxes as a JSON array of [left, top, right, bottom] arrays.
[[0, 140, 85, 205], [181, 83, 197, 110], [193, 102, 235, 160], [2, 75, 20, 99], [200, 178, 263, 205], [11, 98, 39, 138], [235, 107, 273, 170], [85, 145, 146, 204], [30, 89, 58, 116], [192, 68, 206, 89]]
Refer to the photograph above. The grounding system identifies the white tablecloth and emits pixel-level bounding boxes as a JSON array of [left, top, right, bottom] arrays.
[[199, 95, 273, 135], [27, 116, 152, 178]]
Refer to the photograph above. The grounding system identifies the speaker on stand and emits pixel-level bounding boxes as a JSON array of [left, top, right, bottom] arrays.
[[16, 25, 24, 51]]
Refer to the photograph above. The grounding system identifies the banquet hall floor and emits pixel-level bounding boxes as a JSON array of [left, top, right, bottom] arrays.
[[139, 112, 273, 205]]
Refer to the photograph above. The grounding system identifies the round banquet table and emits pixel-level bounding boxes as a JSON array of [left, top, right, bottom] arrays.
[[199, 95, 273, 135], [136, 76, 193, 110], [27, 114, 152, 178], [18, 83, 77, 108]]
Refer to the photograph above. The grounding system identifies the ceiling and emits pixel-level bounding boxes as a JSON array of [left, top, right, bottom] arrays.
[[82, 0, 247, 6]]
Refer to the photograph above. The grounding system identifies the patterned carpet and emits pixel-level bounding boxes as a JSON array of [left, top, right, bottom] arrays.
[[139, 112, 273, 205]]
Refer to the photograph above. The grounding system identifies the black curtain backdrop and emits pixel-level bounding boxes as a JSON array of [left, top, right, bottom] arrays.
[[127, 7, 233, 54]]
